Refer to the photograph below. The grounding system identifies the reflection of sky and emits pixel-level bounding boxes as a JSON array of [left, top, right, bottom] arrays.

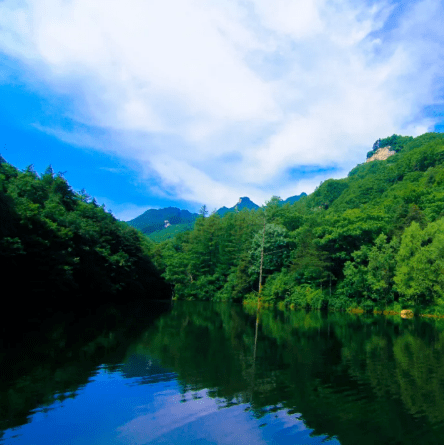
[[119, 391, 341, 445], [1, 362, 340, 445]]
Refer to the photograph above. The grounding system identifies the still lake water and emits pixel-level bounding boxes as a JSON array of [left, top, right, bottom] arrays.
[[2, 300, 444, 444]]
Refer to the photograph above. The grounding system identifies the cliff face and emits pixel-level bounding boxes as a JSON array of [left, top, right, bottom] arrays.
[[366, 146, 396, 163]]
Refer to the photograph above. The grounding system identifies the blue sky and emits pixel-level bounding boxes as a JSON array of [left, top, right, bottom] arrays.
[[1, 0, 443, 220]]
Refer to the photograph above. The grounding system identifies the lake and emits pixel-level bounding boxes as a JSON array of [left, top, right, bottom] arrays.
[[2, 300, 444, 444]]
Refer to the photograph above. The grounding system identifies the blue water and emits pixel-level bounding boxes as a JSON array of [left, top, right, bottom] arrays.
[[2, 301, 444, 444], [3, 362, 337, 445]]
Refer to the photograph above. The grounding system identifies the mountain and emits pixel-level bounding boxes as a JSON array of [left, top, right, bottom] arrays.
[[282, 193, 307, 205], [216, 197, 260, 216], [127, 207, 198, 236], [215, 193, 307, 216], [128, 194, 306, 240]]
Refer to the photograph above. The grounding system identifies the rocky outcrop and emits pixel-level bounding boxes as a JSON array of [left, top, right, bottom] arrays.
[[366, 146, 396, 163], [401, 309, 414, 319], [217, 197, 260, 216]]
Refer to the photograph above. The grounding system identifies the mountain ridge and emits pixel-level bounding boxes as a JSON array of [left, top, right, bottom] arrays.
[[127, 193, 307, 240], [127, 206, 198, 235]]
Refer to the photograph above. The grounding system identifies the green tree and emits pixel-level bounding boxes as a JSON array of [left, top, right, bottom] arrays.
[[394, 219, 444, 306], [199, 205, 208, 217], [366, 234, 399, 306], [338, 234, 399, 309], [249, 223, 290, 280]]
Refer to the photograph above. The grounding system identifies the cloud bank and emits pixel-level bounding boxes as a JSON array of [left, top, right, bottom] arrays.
[[1, 0, 443, 208]]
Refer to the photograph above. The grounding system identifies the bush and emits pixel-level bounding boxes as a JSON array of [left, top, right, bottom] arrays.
[[286, 285, 326, 310]]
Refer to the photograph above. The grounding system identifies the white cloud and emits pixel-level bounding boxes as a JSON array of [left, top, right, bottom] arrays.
[[1, 0, 443, 208], [93, 198, 159, 222], [252, 0, 324, 39]]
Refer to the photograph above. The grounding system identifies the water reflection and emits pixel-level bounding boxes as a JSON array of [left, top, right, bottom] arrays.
[[0, 300, 171, 442], [2, 301, 444, 444], [142, 303, 444, 445]]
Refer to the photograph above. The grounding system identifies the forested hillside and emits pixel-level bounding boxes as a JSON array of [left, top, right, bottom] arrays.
[[0, 157, 169, 312], [153, 133, 444, 314], [127, 207, 198, 237], [128, 194, 306, 241]]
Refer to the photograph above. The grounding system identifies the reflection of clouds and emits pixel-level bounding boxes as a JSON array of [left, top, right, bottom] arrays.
[[117, 390, 217, 444], [117, 389, 268, 445], [116, 387, 338, 445]]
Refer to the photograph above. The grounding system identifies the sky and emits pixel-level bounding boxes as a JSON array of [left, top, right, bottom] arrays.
[[1, 0, 444, 221]]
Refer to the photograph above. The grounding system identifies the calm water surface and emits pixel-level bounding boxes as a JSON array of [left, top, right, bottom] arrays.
[[2, 301, 444, 444]]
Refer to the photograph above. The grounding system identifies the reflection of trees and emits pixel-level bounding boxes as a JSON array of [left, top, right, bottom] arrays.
[[139, 302, 256, 400], [393, 333, 444, 424], [143, 303, 444, 445], [8, 300, 444, 444], [0, 301, 170, 435]]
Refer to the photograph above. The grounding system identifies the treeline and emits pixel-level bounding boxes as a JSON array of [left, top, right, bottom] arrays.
[[366, 134, 413, 158], [0, 157, 169, 311], [153, 133, 444, 314]]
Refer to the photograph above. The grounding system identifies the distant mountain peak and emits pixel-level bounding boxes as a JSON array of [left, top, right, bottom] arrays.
[[126, 193, 307, 237], [127, 206, 198, 235], [216, 196, 259, 216]]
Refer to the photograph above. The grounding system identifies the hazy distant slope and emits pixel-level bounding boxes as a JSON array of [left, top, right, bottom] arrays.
[[127, 193, 305, 239], [127, 207, 198, 235], [283, 193, 307, 205], [215, 194, 306, 217]]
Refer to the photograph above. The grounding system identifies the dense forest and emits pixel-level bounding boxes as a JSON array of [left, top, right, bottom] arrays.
[[3, 132, 444, 315], [0, 157, 169, 313], [151, 133, 444, 314]]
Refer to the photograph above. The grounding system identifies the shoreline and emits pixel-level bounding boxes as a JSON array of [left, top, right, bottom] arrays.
[[241, 299, 444, 319]]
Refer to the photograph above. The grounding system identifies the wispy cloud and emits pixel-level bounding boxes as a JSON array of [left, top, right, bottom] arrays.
[[1, 0, 443, 208], [93, 197, 159, 222]]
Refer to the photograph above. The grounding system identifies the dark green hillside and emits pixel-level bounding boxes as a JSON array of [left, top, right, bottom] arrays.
[[127, 207, 198, 235], [0, 158, 169, 314], [148, 222, 196, 242], [154, 132, 444, 314]]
